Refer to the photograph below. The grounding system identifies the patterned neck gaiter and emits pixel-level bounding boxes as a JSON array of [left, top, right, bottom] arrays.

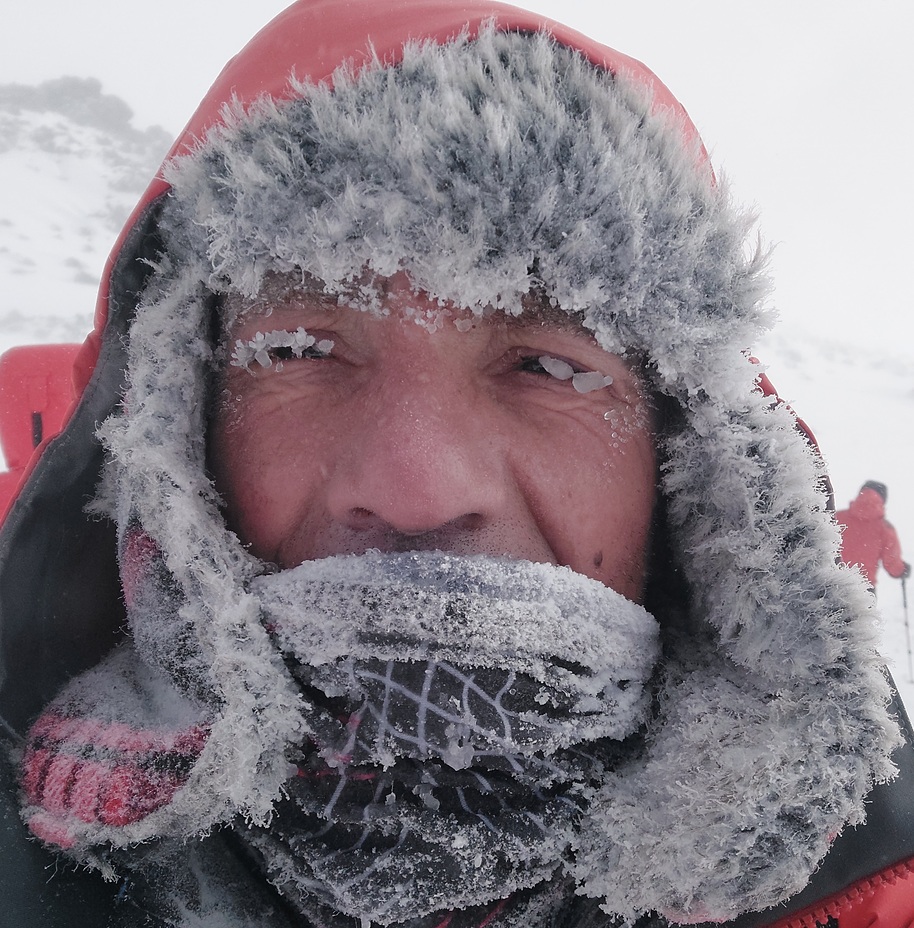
[[234, 552, 661, 923], [21, 537, 660, 927]]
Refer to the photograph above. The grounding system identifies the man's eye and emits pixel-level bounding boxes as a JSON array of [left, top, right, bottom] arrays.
[[519, 354, 614, 394], [231, 328, 335, 371], [269, 344, 333, 362], [520, 355, 573, 378]]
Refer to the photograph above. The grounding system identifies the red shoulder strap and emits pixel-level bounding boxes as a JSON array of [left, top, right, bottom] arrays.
[[0, 344, 82, 521]]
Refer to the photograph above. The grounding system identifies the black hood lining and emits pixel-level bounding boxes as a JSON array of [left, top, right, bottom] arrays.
[[0, 195, 168, 735]]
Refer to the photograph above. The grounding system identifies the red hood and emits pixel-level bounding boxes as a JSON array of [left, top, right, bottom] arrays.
[[74, 0, 705, 397], [0, 0, 716, 728]]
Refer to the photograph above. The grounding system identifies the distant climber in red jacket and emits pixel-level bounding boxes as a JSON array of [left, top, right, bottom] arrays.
[[837, 481, 910, 588]]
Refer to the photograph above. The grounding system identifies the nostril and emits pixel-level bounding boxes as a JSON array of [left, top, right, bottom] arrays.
[[457, 512, 486, 532], [397, 513, 487, 537], [344, 507, 487, 539], [344, 505, 394, 531]]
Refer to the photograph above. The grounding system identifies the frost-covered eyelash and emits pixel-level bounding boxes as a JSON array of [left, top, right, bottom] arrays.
[[537, 355, 614, 394], [231, 328, 335, 370]]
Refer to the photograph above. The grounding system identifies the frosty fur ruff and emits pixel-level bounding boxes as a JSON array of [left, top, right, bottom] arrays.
[[22, 25, 902, 925]]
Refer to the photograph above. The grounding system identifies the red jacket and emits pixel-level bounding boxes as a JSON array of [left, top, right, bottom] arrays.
[[837, 488, 906, 586]]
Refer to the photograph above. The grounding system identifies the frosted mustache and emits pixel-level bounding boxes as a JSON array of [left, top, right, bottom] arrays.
[[250, 551, 661, 754]]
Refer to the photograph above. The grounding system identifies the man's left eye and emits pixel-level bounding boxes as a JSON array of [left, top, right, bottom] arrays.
[[519, 354, 614, 394], [520, 354, 575, 378]]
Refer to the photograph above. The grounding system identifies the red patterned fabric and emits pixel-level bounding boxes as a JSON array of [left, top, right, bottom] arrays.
[[21, 711, 207, 848]]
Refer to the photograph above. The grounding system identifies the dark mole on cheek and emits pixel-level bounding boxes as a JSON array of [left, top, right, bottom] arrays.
[[593, 551, 604, 568]]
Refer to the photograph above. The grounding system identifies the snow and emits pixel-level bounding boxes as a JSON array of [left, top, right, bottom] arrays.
[[572, 371, 614, 394], [0, 78, 171, 355], [538, 355, 576, 380], [1, 73, 912, 731]]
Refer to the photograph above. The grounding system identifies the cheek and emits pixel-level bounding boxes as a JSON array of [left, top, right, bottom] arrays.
[[521, 405, 657, 600], [209, 392, 267, 544], [208, 387, 321, 559], [597, 429, 657, 590]]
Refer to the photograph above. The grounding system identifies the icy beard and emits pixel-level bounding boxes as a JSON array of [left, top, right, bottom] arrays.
[[230, 550, 661, 924]]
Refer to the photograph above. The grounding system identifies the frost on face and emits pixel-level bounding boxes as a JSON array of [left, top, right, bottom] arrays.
[[538, 355, 615, 393], [231, 328, 334, 371]]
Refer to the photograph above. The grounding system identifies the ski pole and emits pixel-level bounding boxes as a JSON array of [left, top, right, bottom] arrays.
[[902, 575, 913, 684]]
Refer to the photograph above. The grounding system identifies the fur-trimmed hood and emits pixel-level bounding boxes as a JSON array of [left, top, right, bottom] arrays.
[[0, 1, 905, 926]]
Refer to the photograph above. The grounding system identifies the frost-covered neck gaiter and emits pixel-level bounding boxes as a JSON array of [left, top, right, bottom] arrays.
[[236, 551, 661, 923], [21, 535, 660, 926]]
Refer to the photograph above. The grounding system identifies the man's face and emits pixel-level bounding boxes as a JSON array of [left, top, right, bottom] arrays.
[[210, 273, 657, 603]]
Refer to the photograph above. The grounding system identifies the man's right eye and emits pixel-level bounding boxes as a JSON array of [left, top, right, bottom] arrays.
[[231, 329, 335, 370], [268, 343, 334, 362]]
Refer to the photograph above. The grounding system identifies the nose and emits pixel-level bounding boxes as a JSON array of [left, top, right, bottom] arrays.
[[324, 379, 503, 542]]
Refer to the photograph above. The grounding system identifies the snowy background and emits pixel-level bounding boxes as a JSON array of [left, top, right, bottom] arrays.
[[1, 0, 913, 711]]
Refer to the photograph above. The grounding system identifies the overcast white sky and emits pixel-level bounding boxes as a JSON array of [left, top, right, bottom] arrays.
[[2, 0, 913, 355]]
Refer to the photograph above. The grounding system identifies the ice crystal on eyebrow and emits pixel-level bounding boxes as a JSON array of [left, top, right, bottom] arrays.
[[231, 328, 334, 370], [537, 356, 614, 393]]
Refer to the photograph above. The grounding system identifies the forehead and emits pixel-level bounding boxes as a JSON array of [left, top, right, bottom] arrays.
[[221, 272, 595, 340]]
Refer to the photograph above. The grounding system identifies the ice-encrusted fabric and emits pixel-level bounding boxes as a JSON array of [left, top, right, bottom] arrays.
[[236, 553, 658, 921], [255, 552, 659, 760], [123, 841, 612, 928], [36, 22, 902, 926], [18, 526, 216, 851], [20, 533, 660, 924], [19, 647, 209, 851]]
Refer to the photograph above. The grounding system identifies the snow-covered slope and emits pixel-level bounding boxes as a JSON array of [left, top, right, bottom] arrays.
[[0, 77, 170, 354], [1, 77, 912, 720], [756, 325, 914, 715]]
